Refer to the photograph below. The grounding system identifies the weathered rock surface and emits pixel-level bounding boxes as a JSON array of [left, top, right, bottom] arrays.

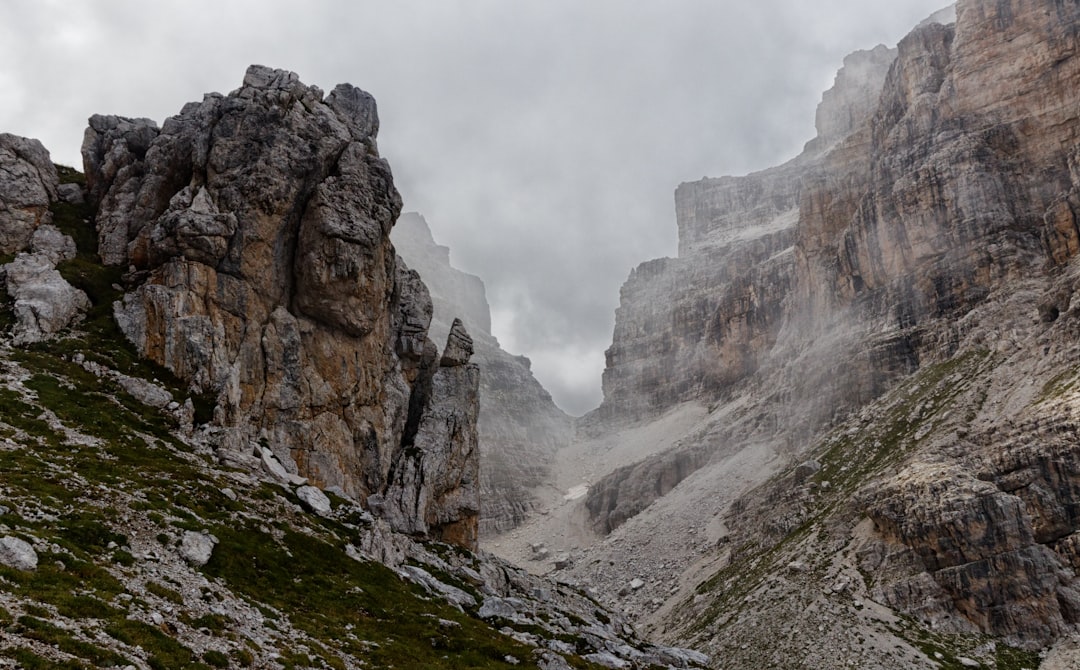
[[392, 212, 572, 536], [1, 249, 90, 344], [0, 134, 58, 255], [88, 65, 479, 548], [178, 530, 217, 567], [0, 535, 37, 571], [559, 0, 1080, 663]]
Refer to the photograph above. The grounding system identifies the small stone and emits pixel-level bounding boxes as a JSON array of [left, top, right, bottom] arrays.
[[957, 658, 980, 668], [221, 487, 237, 501], [630, 578, 645, 591], [0, 535, 38, 571]]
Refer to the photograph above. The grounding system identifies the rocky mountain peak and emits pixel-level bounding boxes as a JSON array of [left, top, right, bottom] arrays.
[[86, 65, 480, 548]]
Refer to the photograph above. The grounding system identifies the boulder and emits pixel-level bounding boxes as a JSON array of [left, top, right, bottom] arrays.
[[0, 535, 38, 571], [89, 66, 480, 548], [179, 530, 217, 567], [296, 485, 332, 516], [2, 251, 90, 343]]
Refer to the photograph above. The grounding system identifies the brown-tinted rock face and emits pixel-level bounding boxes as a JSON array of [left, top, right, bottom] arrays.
[[392, 212, 572, 536], [90, 66, 479, 548], [595, 0, 1080, 655]]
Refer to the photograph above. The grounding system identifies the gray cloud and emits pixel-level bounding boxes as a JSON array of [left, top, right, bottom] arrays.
[[0, 0, 948, 415]]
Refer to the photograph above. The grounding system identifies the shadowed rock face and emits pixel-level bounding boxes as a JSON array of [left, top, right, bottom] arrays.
[[392, 212, 572, 537], [85, 65, 480, 549]]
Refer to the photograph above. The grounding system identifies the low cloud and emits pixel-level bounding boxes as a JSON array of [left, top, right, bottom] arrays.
[[0, 0, 948, 415]]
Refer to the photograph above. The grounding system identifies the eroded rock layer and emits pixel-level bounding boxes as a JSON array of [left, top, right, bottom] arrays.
[[584, 0, 1080, 655], [85, 66, 480, 548]]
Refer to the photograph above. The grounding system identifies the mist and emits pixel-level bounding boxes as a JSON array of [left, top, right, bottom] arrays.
[[0, 0, 949, 415]]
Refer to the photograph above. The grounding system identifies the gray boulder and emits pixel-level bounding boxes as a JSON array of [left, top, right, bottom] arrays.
[[179, 530, 217, 567], [2, 251, 90, 343], [0, 535, 38, 571], [296, 485, 332, 516]]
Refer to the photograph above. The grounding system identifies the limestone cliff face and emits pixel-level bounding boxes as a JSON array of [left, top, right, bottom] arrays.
[[590, 44, 898, 433], [392, 212, 572, 536], [586, 0, 1080, 653], [85, 66, 480, 548]]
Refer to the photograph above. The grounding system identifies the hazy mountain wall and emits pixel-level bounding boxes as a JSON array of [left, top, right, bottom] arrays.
[[393, 212, 572, 536]]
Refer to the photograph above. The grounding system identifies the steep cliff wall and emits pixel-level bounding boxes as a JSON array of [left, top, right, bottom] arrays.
[[580, 0, 1080, 658], [83, 66, 480, 548], [392, 212, 572, 536], [589, 44, 898, 433]]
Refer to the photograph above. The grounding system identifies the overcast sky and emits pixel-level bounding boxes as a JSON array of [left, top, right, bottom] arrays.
[[1, 0, 948, 415]]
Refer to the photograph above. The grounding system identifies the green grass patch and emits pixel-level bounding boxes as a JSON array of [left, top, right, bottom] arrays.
[[2, 647, 91, 670], [17, 615, 131, 667], [146, 580, 185, 605], [104, 618, 203, 670], [202, 522, 540, 669]]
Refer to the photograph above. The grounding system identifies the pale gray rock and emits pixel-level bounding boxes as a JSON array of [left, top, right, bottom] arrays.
[[0, 133, 58, 254], [2, 252, 90, 343], [115, 373, 174, 409], [295, 485, 332, 516], [179, 531, 217, 567], [440, 318, 474, 367], [379, 331, 481, 547], [478, 596, 528, 622], [536, 652, 573, 670], [29, 224, 77, 264], [259, 447, 307, 486], [582, 652, 631, 669], [398, 565, 477, 609], [80, 114, 161, 265], [0, 535, 38, 571], [645, 646, 711, 668]]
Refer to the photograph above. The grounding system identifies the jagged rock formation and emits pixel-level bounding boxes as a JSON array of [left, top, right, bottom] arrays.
[[0, 134, 58, 255], [0, 136, 90, 344], [392, 212, 572, 536], [83, 66, 480, 548], [546, 0, 1080, 663]]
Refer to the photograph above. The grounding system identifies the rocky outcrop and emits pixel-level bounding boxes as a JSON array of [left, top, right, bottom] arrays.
[[392, 212, 572, 536], [0, 134, 58, 255], [0, 135, 89, 343], [87, 66, 480, 548], [1, 243, 89, 344]]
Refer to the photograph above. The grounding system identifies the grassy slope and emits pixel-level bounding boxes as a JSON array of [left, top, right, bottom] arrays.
[[0, 169, 615, 670]]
